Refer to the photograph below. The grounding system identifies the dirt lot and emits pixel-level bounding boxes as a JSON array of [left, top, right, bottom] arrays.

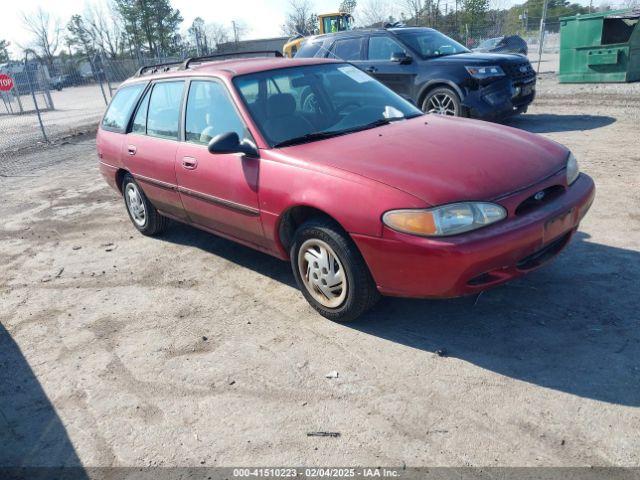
[[1, 75, 639, 468]]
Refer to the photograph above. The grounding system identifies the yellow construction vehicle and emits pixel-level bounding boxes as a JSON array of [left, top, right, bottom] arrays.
[[283, 12, 354, 57]]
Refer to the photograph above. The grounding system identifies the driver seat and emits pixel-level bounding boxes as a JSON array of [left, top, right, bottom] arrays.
[[263, 93, 314, 145]]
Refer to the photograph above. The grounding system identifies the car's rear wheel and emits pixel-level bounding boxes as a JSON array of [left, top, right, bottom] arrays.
[[422, 87, 462, 116], [122, 174, 168, 236], [290, 218, 379, 322]]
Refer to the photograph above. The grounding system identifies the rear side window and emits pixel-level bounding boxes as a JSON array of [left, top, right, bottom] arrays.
[[185, 80, 250, 145], [296, 41, 323, 58], [146, 81, 184, 140], [101, 83, 145, 131], [329, 37, 364, 60], [131, 88, 151, 134], [368, 36, 407, 61]]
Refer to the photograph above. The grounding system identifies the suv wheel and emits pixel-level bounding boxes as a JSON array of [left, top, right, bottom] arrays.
[[122, 174, 168, 236], [290, 219, 379, 322], [422, 87, 462, 116]]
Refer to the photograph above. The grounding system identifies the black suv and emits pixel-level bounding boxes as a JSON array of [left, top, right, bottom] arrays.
[[295, 27, 536, 120]]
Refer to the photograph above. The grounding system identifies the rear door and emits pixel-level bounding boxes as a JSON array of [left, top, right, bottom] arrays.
[[123, 80, 187, 220], [363, 34, 417, 99], [175, 79, 264, 246]]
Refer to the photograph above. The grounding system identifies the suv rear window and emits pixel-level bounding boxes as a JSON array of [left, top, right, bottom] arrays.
[[102, 83, 145, 131]]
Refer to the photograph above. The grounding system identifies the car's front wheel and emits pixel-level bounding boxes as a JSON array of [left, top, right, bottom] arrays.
[[422, 87, 462, 116], [290, 218, 379, 322], [122, 174, 168, 236]]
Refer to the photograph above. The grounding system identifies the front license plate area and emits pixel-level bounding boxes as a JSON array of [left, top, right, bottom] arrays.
[[544, 208, 575, 243]]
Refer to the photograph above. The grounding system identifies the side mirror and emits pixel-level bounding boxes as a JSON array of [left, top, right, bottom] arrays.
[[391, 52, 412, 64], [208, 132, 259, 158]]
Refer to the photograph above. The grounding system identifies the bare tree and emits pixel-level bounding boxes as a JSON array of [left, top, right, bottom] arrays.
[[282, 0, 317, 37], [20, 7, 61, 67], [83, 1, 124, 58], [205, 22, 230, 50], [402, 0, 425, 25], [357, 0, 397, 27]]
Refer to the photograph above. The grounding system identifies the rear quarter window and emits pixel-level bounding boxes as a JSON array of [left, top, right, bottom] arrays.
[[296, 41, 323, 58], [101, 83, 146, 132]]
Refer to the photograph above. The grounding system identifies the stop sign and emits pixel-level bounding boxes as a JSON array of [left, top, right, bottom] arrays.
[[0, 74, 14, 92]]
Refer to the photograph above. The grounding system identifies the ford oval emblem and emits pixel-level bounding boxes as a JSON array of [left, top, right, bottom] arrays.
[[534, 191, 546, 201]]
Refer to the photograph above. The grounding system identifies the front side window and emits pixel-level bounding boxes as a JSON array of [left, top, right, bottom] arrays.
[[395, 29, 469, 58], [234, 63, 422, 147], [185, 80, 250, 145], [102, 83, 145, 131], [368, 36, 407, 61], [146, 81, 184, 140], [329, 37, 363, 61]]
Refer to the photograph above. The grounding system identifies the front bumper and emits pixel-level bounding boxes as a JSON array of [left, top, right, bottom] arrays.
[[464, 77, 536, 120], [352, 173, 595, 298]]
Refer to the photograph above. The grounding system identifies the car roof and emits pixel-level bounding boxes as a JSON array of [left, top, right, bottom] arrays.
[[121, 56, 341, 86], [307, 26, 436, 42]]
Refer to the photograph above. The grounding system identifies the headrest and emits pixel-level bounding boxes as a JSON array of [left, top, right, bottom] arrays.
[[267, 93, 296, 117]]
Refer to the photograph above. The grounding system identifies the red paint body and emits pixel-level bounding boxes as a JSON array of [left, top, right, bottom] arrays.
[[97, 57, 595, 298]]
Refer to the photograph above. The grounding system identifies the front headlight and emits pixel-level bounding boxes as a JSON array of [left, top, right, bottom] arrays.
[[465, 65, 505, 80], [566, 152, 579, 185], [382, 202, 507, 237]]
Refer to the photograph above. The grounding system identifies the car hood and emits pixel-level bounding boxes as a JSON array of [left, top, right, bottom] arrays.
[[276, 116, 568, 206], [430, 52, 525, 65]]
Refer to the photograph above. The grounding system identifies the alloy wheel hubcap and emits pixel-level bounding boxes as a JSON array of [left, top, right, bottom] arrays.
[[297, 239, 347, 309], [426, 93, 457, 116], [125, 183, 146, 226]]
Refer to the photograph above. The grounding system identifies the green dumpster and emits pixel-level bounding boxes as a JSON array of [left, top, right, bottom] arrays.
[[559, 8, 640, 83]]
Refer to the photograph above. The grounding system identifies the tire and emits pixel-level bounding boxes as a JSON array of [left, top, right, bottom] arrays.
[[290, 218, 380, 322], [121, 174, 168, 236], [422, 87, 462, 117]]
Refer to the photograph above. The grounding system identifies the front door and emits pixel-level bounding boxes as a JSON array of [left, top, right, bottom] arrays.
[[175, 79, 264, 247], [362, 35, 417, 99]]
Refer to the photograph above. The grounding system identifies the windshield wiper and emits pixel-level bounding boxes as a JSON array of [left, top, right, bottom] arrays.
[[273, 130, 346, 148], [273, 117, 408, 148]]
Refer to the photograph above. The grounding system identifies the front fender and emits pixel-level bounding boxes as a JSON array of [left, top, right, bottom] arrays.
[[257, 153, 427, 258]]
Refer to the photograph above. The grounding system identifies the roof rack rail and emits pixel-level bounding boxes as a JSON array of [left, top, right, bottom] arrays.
[[181, 50, 283, 70], [134, 60, 184, 77]]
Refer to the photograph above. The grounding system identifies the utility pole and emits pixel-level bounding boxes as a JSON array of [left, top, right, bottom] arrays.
[[536, 0, 548, 74], [232, 21, 239, 45]]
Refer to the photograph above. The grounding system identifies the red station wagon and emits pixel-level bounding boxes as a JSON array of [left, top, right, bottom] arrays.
[[97, 53, 595, 321]]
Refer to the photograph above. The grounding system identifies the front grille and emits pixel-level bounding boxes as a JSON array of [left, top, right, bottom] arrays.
[[503, 61, 536, 83], [515, 185, 565, 216]]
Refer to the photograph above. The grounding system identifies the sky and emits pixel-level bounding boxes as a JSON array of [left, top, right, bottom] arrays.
[[1, 0, 340, 56], [2, 0, 605, 56]]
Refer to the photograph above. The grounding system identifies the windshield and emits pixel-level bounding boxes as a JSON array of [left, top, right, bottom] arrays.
[[233, 63, 423, 147], [395, 29, 469, 58]]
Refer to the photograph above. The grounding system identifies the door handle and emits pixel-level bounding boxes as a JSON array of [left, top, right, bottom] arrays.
[[365, 66, 378, 73], [127, 145, 137, 156], [182, 156, 198, 170]]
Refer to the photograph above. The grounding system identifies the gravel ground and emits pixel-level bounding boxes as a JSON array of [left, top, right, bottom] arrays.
[[1, 75, 639, 468]]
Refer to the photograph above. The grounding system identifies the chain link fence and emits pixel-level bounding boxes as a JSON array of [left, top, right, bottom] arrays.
[[0, 54, 183, 166]]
